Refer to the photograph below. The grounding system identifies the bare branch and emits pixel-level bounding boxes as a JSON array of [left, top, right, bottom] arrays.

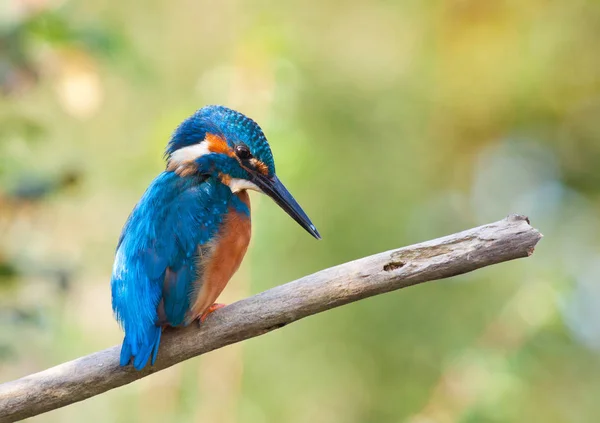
[[0, 215, 542, 423]]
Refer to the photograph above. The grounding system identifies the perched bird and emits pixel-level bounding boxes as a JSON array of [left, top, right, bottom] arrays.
[[111, 105, 320, 370]]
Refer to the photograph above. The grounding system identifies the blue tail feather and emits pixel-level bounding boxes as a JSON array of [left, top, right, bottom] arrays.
[[151, 329, 161, 366], [119, 325, 162, 370], [119, 339, 132, 367]]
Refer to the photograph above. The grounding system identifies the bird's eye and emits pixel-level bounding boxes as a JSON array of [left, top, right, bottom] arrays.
[[235, 144, 252, 159]]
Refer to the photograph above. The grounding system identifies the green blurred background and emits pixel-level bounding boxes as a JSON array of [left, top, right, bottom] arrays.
[[1, 0, 599, 422]]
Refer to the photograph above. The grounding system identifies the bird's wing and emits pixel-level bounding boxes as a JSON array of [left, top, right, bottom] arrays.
[[111, 173, 232, 368]]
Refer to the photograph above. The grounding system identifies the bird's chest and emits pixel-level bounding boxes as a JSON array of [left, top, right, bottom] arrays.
[[188, 191, 251, 319]]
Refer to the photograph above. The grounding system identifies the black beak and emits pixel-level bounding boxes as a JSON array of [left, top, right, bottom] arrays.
[[252, 174, 321, 239]]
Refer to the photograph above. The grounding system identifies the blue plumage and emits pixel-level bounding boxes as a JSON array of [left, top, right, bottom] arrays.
[[111, 174, 237, 369], [111, 105, 319, 370]]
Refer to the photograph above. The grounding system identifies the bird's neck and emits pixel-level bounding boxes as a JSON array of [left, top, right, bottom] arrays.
[[235, 190, 251, 213]]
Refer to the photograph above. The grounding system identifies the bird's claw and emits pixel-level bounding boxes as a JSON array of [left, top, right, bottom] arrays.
[[198, 303, 227, 324]]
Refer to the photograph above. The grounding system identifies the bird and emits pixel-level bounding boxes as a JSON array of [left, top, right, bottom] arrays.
[[111, 105, 320, 370]]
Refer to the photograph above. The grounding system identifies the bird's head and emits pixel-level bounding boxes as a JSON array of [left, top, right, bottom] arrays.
[[165, 105, 320, 239]]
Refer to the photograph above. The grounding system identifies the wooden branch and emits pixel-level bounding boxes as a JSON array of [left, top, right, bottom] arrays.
[[0, 215, 542, 423]]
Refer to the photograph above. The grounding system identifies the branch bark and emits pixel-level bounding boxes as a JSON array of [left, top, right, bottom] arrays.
[[0, 215, 542, 423]]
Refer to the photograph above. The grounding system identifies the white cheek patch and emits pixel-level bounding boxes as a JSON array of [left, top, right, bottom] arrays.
[[228, 178, 262, 193], [170, 142, 211, 164]]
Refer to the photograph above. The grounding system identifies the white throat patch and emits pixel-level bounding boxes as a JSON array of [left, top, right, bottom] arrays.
[[228, 178, 262, 193]]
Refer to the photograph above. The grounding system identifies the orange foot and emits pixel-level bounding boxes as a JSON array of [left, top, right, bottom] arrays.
[[199, 303, 227, 323]]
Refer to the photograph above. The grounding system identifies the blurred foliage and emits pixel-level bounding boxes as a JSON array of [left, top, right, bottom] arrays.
[[0, 0, 116, 367], [0, 1, 125, 95], [1, 0, 600, 423]]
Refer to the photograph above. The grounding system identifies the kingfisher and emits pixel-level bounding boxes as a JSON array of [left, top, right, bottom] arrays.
[[111, 105, 320, 370]]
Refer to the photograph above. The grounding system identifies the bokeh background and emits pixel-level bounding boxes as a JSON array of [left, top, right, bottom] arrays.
[[1, 0, 599, 422]]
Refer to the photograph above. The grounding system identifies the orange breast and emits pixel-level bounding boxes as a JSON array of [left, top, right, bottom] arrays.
[[189, 191, 251, 320]]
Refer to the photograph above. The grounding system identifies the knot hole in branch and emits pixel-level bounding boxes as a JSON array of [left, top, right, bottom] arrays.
[[383, 261, 405, 271]]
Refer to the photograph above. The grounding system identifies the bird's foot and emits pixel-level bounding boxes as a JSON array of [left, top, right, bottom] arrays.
[[199, 303, 227, 323]]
